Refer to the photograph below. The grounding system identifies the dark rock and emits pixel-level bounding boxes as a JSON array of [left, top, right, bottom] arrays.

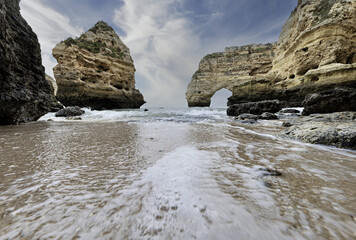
[[302, 88, 356, 115], [259, 168, 283, 177], [227, 100, 282, 116], [235, 113, 259, 120], [50, 101, 64, 113], [55, 107, 85, 117], [259, 112, 278, 120], [282, 121, 293, 127], [144, 109, 149, 112], [280, 109, 301, 114], [0, 0, 52, 125]]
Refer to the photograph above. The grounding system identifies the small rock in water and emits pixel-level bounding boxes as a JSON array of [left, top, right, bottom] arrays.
[[144, 109, 149, 112], [55, 106, 85, 117], [282, 121, 293, 127], [259, 168, 282, 177], [236, 113, 259, 120], [259, 112, 278, 120]]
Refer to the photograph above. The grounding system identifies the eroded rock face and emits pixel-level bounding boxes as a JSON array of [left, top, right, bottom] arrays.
[[0, 0, 52, 125], [302, 87, 356, 115], [227, 100, 282, 116], [186, 0, 356, 107], [186, 44, 275, 107], [53, 21, 145, 110]]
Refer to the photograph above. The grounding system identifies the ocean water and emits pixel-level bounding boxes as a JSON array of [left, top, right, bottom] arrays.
[[0, 107, 355, 239]]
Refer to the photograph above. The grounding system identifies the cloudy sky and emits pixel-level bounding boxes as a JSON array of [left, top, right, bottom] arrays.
[[20, 0, 297, 107]]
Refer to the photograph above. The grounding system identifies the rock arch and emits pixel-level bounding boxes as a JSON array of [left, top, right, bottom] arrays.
[[186, 44, 275, 107]]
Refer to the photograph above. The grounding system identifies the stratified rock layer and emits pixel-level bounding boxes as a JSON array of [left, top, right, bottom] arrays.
[[0, 0, 52, 125], [186, 44, 275, 107], [186, 0, 356, 107], [53, 21, 145, 110]]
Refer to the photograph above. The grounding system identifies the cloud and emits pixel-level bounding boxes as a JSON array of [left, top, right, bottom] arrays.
[[114, 0, 204, 107], [19, 0, 296, 107], [20, 0, 82, 77]]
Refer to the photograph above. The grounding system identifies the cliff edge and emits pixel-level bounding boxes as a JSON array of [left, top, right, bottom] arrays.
[[0, 0, 52, 125]]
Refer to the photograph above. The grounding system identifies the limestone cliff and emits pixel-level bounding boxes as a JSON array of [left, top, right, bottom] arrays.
[[186, 0, 356, 107], [53, 21, 145, 110], [186, 44, 276, 107], [0, 0, 52, 125]]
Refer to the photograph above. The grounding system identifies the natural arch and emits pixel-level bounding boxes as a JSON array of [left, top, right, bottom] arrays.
[[210, 88, 233, 107]]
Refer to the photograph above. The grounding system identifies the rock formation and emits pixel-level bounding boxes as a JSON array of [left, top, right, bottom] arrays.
[[186, 0, 356, 107], [302, 87, 356, 115], [53, 21, 145, 110], [227, 100, 281, 116], [0, 0, 52, 125], [186, 44, 275, 107]]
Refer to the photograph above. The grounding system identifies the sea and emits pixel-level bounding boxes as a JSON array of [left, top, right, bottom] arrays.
[[0, 107, 355, 239]]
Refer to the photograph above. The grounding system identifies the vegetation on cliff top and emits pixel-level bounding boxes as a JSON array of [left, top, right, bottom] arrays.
[[61, 21, 124, 60], [62, 38, 124, 60], [88, 21, 114, 34]]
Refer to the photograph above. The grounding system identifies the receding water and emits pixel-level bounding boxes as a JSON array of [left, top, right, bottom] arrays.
[[0, 108, 355, 239]]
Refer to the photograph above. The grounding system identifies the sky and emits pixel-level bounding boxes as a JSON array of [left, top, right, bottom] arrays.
[[20, 0, 297, 107]]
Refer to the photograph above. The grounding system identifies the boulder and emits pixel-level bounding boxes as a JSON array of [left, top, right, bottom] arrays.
[[55, 107, 85, 117], [0, 0, 52, 125], [302, 88, 356, 115], [227, 100, 281, 116]]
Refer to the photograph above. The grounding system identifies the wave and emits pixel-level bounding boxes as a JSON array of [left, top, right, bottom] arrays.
[[39, 107, 231, 123]]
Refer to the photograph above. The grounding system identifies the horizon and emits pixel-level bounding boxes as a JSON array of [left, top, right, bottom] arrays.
[[20, 0, 297, 108]]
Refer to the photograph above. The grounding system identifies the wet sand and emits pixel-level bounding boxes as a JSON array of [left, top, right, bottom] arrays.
[[0, 119, 355, 239]]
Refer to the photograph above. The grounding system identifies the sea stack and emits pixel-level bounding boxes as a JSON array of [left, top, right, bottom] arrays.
[[0, 0, 52, 125], [53, 21, 145, 110], [186, 0, 356, 107]]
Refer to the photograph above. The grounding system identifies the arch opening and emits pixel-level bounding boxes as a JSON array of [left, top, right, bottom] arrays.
[[210, 88, 232, 108]]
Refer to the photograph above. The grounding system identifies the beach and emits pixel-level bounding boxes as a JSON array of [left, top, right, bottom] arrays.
[[1, 108, 355, 239]]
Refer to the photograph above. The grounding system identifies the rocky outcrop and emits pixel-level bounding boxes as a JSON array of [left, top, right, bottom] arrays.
[[53, 21, 145, 110], [227, 100, 282, 116], [279, 112, 356, 150], [186, 0, 356, 107], [302, 87, 356, 115], [186, 44, 275, 107], [0, 0, 52, 125]]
